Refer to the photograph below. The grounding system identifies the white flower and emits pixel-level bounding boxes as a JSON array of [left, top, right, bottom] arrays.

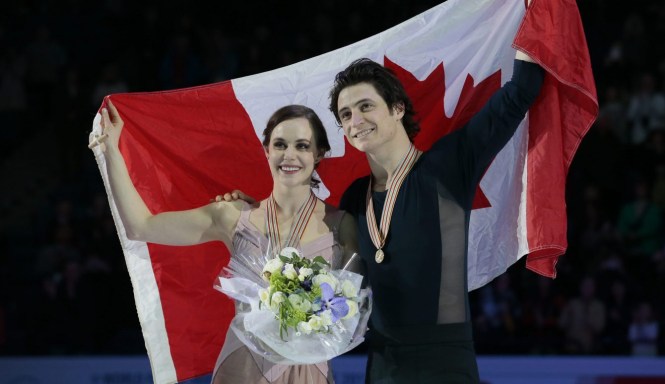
[[270, 291, 285, 311], [283, 263, 298, 280], [299, 300, 312, 312], [312, 273, 338, 291], [259, 288, 270, 305], [262, 258, 284, 280], [297, 321, 313, 335], [298, 267, 314, 282], [280, 247, 301, 259], [308, 315, 324, 331], [288, 293, 302, 306], [320, 310, 334, 326], [341, 280, 358, 298], [288, 294, 312, 312], [271, 291, 286, 304], [342, 300, 358, 320]]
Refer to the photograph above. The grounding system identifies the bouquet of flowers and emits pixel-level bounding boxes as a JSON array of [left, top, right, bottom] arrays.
[[216, 246, 371, 365]]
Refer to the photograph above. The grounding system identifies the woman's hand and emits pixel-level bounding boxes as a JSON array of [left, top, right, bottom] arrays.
[[211, 189, 257, 205], [89, 99, 123, 151]]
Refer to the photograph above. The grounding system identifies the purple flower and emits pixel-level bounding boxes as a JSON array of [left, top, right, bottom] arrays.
[[317, 283, 349, 322], [300, 278, 313, 291]]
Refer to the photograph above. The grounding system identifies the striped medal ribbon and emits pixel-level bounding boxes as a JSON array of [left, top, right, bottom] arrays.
[[266, 191, 318, 256], [366, 143, 422, 263]]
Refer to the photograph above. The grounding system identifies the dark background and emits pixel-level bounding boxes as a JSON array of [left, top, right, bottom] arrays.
[[1, 0, 664, 357]]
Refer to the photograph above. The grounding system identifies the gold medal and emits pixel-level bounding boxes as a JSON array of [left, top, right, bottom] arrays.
[[366, 144, 422, 265], [375, 249, 385, 263]]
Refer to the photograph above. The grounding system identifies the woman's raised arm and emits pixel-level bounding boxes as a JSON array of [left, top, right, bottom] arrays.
[[94, 99, 241, 247]]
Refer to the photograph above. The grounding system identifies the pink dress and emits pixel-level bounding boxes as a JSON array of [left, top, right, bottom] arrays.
[[212, 202, 345, 384]]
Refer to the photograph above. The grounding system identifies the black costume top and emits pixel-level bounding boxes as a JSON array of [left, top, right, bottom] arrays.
[[340, 60, 545, 337]]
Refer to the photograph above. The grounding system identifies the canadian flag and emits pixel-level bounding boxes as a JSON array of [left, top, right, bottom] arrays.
[[90, 0, 597, 382]]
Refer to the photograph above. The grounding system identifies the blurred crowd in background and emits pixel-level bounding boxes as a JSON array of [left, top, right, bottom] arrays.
[[1, 0, 664, 357]]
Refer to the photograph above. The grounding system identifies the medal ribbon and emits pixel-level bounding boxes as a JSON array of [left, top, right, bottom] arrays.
[[366, 143, 422, 255], [266, 191, 318, 255]]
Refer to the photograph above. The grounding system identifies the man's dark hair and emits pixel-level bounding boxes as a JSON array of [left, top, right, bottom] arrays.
[[328, 58, 420, 141]]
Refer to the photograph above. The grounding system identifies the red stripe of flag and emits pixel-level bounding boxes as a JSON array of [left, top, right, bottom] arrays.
[[515, 0, 598, 277]]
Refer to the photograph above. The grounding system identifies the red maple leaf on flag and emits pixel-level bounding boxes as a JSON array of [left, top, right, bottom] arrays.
[[318, 57, 502, 209]]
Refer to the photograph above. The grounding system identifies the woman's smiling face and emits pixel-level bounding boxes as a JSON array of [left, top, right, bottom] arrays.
[[265, 117, 320, 188]]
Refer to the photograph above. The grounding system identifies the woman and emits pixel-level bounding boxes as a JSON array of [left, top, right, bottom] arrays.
[[95, 101, 358, 383]]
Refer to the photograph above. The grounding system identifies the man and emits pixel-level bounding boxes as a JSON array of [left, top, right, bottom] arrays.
[[328, 49, 542, 382]]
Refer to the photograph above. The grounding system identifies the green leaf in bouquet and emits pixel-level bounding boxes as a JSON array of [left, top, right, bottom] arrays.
[[279, 304, 289, 339], [312, 256, 330, 267]]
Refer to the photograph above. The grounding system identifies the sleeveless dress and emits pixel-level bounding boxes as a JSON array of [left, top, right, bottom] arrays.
[[212, 202, 345, 384]]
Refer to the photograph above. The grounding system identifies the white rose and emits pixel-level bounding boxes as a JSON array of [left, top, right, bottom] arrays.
[[283, 263, 298, 280], [308, 315, 324, 331], [288, 293, 302, 305], [342, 300, 358, 320], [270, 292, 286, 311], [312, 273, 338, 291], [298, 267, 314, 282], [341, 280, 358, 298], [280, 247, 301, 259], [297, 321, 313, 335], [262, 258, 284, 280]]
